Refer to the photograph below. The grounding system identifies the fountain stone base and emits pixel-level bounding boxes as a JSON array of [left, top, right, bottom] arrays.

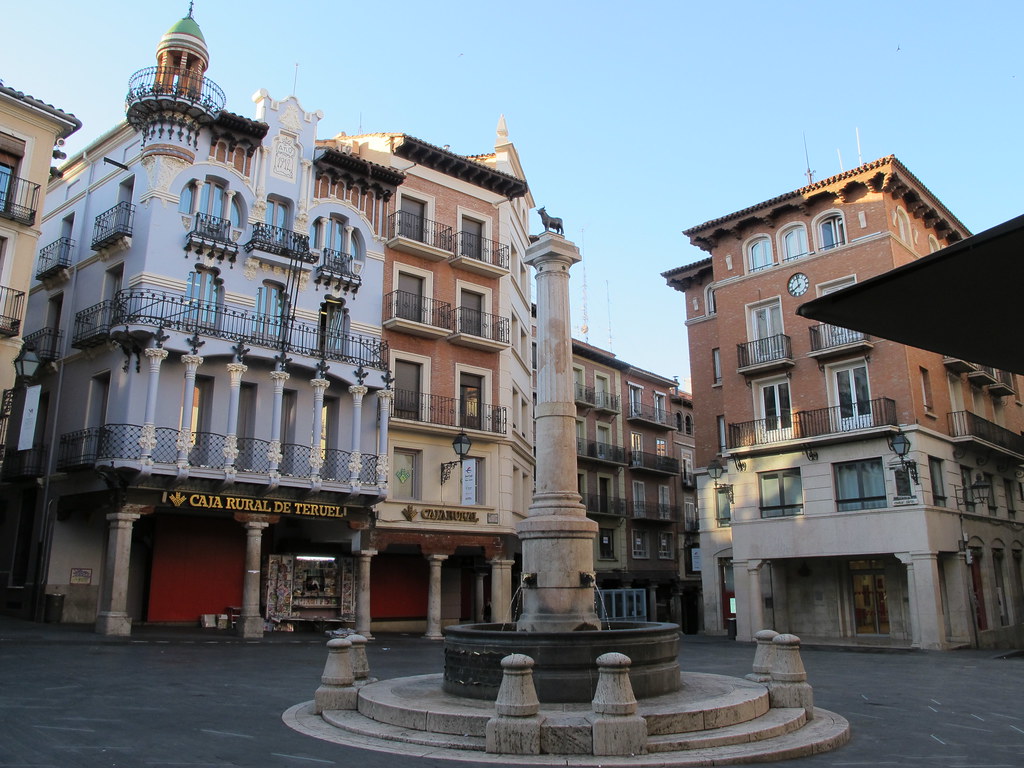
[[443, 621, 682, 703]]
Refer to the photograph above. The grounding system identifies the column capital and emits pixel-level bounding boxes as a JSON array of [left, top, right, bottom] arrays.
[[349, 384, 368, 398], [427, 553, 449, 564], [243, 520, 271, 531], [233, 512, 280, 525], [145, 347, 169, 361], [747, 559, 765, 572], [227, 362, 248, 375], [524, 232, 581, 270], [270, 370, 290, 384], [311, 377, 331, 393], [488, 558, 515, 568], [376, 389, 394, 402], [358, 548, 378, 558], [181, 354, 204, 369]]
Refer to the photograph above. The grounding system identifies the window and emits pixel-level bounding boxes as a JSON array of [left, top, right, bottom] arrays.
[[253, 281, 286, 342], [318, 298, 349, 357], [920, 366, 934, 412], [929, 456, 946, 507], [393, 360, 422, 419], [985, 472, 997, 515], [459, 288, 485, 337], [632, 479, 646, 517], [716, 415, 727, 454], [393, 449, 420, 500], [460, 372, 484, 430], [181, 179, 242, 227], [654, 392, 667, 422], [599, 528, 615, 559], [895, 208, 913, 246], [684, 501, 697, 530], [658, 484, 671, 519], [757, 379, 793, 437], [781, 225, 809, 261], [266, 197, 290, 229], [705, 285, 717, 315], [928, 235, 941, 253], [459, 216, 485, 259], [684, 414, 693, 435], [628, 385, 643, 418], [632, 530, 650, 559], [834, 459, 886, 511], [748, 236, 773, 272], [398, 196, 427, 241], [894, 467, 913, 498], [759, 468, 803, 517], [715, 486, 731, 527], [818, 213, 846, 250], [658, 532, 673, 559], [832, 362, 871, 430], [1005, 478, 1016, 518], [395, 272, 426, 322], [712, 348, 722, 385], [748, 300, 785, 363], [655, 438, 667, 457], [185, 267, 222, 328]]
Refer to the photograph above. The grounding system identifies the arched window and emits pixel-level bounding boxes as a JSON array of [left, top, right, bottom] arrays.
[[179, 179, 242, 227], [895, 208, 913, 247], [928, 234, 941, 253], [266, 197, 290, 229], [676, 412, 683, 431], [818, 213, 846, 251], [781, 226, 809, 261], [185, 267, 222, 328], [748, 237, 773, 272], [684, 414, 693, 436], [706, 285, 717, 315]]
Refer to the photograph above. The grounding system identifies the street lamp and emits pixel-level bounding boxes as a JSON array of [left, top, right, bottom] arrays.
[[441, 431, 472, 484], [13, 342, 41, 383], [707, 457, 734, 502], [888, 430, 919, 484]]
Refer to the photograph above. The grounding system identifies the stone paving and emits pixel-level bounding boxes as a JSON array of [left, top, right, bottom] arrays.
[[1, 617, 1021, 767]]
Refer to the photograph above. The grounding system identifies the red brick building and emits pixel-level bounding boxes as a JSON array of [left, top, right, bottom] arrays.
[[665, 156, 1024, 649]]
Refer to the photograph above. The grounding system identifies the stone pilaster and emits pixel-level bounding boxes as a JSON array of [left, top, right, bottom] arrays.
[[224, 363, 247, 466], [268, 370, 289, 473], [355, 549, 376, 639], [309, 377, 330, 474], [95, 505, 148, 636], [140, 348, 168, 459], [425, 553, 448, 639], [376, 389, 393, 487], [348, 384, 367, 486], [177, 354, 204, 465], [238, 519, 269, 638]]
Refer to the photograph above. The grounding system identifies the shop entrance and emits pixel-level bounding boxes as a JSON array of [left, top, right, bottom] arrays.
[[850, 559, 889, 635]]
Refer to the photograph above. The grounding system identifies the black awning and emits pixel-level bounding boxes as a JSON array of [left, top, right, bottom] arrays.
[[798, 214, 1024, 374]]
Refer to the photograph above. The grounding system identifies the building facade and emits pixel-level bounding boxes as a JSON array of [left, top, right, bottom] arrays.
[[665, 156, 1024, 649], [571, 341, 693, 626], [1, 14, 396, 635]]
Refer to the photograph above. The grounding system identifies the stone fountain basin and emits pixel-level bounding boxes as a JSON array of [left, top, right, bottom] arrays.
[[443, 621, 681, 703]]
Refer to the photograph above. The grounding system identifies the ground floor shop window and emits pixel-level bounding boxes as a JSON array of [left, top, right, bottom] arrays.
[[265, 554, 355, 625], [850, 559, 889, 635]]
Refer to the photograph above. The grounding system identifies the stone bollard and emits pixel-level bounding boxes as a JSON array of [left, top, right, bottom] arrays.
[[348, 634, 374, 684], [767, 633, 814, 720], [314, 638, 358, 713], [485, 654, 543, 754], [591, 652, 647, 756], [746, 629, 779, 683]]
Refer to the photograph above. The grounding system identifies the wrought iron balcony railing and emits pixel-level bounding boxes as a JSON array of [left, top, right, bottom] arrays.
[[36, 237, 75, 280], [384, 290, 453, 329], [111, 289, 387, 369], [575, 383, 596, 407], [737, 333, 792, 369], [728, 397, 897, 449], [1, 446, 45, 480], [627, 402, 672, 427], [391, 389, 507, 434], [948, 410, 1024, 457], [22, 328, 63, 362], [455, 231, 510, 270], [576, 438, 626, 464], [629, 451, 681, 474], [594, 391, 621, 413], [631, 500, 678, 520], [0, 285, 25, 337], [72, 300, 115, 348], [808, 324, 870, 351], [0, 174, 41, 226], [189, 213, 234, 244], [126, 66, 226, 116], [245, 222, 314, 262], [452, 307, 509, 343], [583, 493, 627, 517], [387, 210, 453, 252], [92, 202, 135, 250]]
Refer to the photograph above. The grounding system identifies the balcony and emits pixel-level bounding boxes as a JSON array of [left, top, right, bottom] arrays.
[[629, 451, 681, 475], [185, 213, 238, 262], [386, 211, 453, 261], [72, 300, 114, 348], [112, 289, 387, 369], [576, 438, 626, 465], [736, 333, 794, 375], [575, 383, 596, 409], [314, 248, 361, 293], [382, 290, 453, 339], [22, 328, 63, 362], [583, 493, 627, 517], [948, 410, 1024, 460], [0, 174, 41, 226], [92, 202, 135, 251], [630, 500, 678, 522], [1, 446, 45, 480], [728, 397, 898, 449], [593, 391, 621, 414], [450, 231, 510, 277], [943, 356, 976, 374], [125, 65, 225, 125], [244, 222, 313, 262], [447, 307, 509, 351], [391, 389, 507, 434], [36, 238, 75, 280], [808, 324, 873, 360], [627, 402, 672, 429], [988, 369, 1016, 397], [0, 285, 25, 337], [680, 470, 696, 488]]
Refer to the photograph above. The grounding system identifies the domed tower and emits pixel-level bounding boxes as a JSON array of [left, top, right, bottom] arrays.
[[125, 6, 225, 162]]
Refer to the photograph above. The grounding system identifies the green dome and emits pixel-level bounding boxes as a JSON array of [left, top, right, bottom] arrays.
[[166, 16, 205, 42]]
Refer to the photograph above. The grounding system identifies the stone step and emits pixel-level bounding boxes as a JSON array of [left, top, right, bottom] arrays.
[[646, 707, 805, 752], [322, 708, 486, 752]]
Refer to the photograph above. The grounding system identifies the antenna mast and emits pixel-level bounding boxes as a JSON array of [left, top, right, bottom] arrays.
[[855, 127, 863, 166], [605, 280, 614, 352], [803, 133, 815, 184]]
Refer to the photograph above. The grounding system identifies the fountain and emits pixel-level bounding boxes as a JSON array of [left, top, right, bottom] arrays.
[[284, 233, 851, 763]]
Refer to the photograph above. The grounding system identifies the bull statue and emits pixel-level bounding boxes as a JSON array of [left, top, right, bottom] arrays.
[[538, 207, 564, 235]]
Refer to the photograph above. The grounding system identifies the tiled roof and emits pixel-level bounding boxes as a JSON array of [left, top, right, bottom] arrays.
[[0, 82, 81, 137]]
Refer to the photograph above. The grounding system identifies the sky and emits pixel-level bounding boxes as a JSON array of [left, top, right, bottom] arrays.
[[5, 1, 1024, 388]]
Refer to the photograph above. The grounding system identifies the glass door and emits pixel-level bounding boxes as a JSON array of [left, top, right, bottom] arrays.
[[850, 560, 890, 635], [834, 364, 872, 431]]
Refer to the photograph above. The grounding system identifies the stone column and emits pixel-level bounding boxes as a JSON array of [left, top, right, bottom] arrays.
[[268, 370, 289, 473], [224, 362, 247, 468], [176, 354, 204, 465], [309, 377, 330, 477], [425, 553, 448, 639], [355, 549, 376, 640], [475, 569, 487, 623], [376, 389, 393, 487], [898, 551, 946, 649], [748, 559, 766, 637], [518, 233, 598, 632], [348, 384, 367, 486], [95, 505, 147, 636], [237, 517, 270, 638], [489, 558, 515, 624], [139, 348, 168, 461]]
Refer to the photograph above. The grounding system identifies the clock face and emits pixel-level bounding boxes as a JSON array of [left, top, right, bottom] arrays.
[[788, 272, 810, 297]]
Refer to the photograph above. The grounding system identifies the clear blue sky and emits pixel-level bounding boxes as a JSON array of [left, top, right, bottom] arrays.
[[6, 1, 1023, 387]]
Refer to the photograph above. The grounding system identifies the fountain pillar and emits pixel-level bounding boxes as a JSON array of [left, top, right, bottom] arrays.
[[518, 233, 599, 632]]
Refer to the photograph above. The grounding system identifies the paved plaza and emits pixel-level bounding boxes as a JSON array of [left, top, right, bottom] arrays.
[[0, 617, 1020, 768]]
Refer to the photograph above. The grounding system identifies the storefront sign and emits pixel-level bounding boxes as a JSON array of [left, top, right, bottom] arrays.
[[461, 458, 477, 506], [17, 385, 40, 452], [399, 504, 478, 523], [165, 491, 346, 518]]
